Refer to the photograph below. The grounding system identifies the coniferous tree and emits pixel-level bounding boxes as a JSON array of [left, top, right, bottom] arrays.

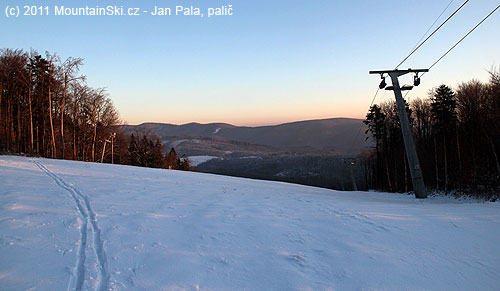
[[431, 84, 457, 192], [166, 147, 178, 169], [177, 154, 192, 171], [363, 74, 500, 198], [364, 104, 386, 190], [128, 134, 139, 166], [150, 138, 165, 168], [126, 134, 165, 168]]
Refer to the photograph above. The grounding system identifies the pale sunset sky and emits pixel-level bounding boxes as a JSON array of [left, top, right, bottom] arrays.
[[2, 0, 499, 126]]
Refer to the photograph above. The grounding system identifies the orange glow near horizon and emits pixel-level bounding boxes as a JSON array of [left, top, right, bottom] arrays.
[[120, 103, 367, 126]]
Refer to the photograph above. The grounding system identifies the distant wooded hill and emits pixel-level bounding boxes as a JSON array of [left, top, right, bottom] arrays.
[[121, 118, 371, 156]]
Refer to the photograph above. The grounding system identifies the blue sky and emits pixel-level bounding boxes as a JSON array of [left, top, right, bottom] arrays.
[[2, 0, 499, 125]]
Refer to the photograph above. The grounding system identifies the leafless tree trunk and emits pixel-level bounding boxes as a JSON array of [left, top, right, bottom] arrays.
[[111, 135, 114, 164], [404, 150, 408, 192], [385, 157, 392, 192], [17, 93, 21, 152], [36, 125, 39, 154], [486, 133, 500, 176], [72, 90, 78, 160], [456, 125, 462, 171], [8, 97, 14, 150], [42, 121, 46, 156], [0, 86, 2, 140], [101, 140, 107, 163], [48, 84, 56, 158], [29, 87, 33, 155], [92, 127, 96, 162], [434, 137, 439, 190], [61, 78, 67, 159], [92, 110, 99, 162], [60, 58, 84, 159], [444, 135, 448, 193], [393, 160, 398, 191], [73, 128, 76, 159]]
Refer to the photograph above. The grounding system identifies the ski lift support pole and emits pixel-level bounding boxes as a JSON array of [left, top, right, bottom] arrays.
[[369, 68, 428, 198]]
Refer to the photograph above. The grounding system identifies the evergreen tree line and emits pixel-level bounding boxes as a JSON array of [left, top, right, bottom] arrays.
[[363, 70, 500, 198], [127, 134, 192, 170], [0, 48, 120, 162]]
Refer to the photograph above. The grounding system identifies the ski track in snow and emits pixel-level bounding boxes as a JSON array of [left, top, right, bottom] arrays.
[[1, 155, 498, 290], [33, 160, 109, 291]]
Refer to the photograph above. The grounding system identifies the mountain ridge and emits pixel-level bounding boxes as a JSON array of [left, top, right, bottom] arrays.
[[121, 117, 370, 155], [130, 117, 361, 129]]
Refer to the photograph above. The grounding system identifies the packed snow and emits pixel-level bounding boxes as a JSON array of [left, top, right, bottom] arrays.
[[1, 155, 499, 290], [168, 139, 201, 148], [238, 156, 263, 160], [188, 156, 219, 167]]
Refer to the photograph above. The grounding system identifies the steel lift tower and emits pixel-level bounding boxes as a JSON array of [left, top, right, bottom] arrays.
[[369, 69, 428, 198]]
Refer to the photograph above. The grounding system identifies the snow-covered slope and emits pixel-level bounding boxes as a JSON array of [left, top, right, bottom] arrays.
[[1, 156, 499, 290]]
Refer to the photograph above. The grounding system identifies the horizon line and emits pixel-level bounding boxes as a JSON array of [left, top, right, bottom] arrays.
[[121, 116, 365, 127]]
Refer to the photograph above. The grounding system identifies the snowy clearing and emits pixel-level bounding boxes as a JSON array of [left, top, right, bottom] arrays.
[[0, 155, 499, 290], [188, 156, 219, 167]]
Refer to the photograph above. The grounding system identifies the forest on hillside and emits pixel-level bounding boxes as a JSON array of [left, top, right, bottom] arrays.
[[1, 48, 499, 197], [0, 48, 121, 162], [0, 48, 191, 171], [363, 70, 500, 198]]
